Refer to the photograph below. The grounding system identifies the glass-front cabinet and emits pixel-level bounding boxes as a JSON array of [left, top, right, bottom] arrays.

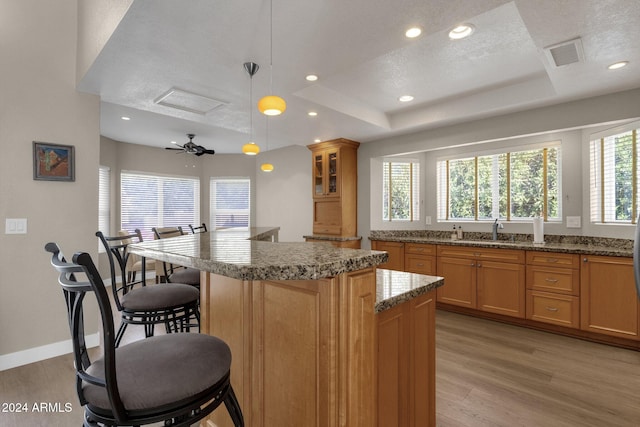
[[314, 149, 340, 198]]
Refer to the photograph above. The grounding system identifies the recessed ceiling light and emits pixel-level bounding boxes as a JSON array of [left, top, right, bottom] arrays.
[[449, 24, 475, 40], [398, 95, 414, 102], [308, 111, 318, 117], [405, 27, 422, 38], [306, 74, 319, 81], [121, 116, 131, 121], [314, 138, 321, 143], [170, 141, 178, 145], [608, 61, 628, 70]]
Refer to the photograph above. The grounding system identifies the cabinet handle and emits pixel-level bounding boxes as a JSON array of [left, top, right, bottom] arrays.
[[583, 257, 588, 263], [417, 263, 424, 267], [545, 278, 559, 283], [546, 258, 559, 263], [545, 306, 559, 312], [477, 263, 482, 268], [470, 263, 475, 267]]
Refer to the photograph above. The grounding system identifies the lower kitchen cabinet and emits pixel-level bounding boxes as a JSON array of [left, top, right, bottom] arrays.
[[580, 255, 639, 340], [436, 246, 526, 318], [371, 241, 405, 271], [404, 243, 437, 275], [526, 290, 580, 328], [377, 290, 436, 427]]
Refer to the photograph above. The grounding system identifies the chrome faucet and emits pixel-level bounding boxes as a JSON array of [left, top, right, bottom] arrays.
[[492, 219, 504, 241]]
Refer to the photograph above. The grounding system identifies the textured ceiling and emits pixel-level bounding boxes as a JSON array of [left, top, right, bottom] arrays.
[[78, 0, 640, 153]]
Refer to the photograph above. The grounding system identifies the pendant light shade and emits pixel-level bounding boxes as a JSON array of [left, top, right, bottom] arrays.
[[242, 142, 260, 155], [260, 162, 274, 172], [243, 62, 261, 155], [260, 0, 285, 117], [258, 95, 286, 116]]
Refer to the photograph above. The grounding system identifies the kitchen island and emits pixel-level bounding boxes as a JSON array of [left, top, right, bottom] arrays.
[[130, 228, 400, 426]]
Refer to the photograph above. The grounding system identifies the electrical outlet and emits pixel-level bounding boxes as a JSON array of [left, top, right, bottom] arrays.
[[566, 216, 581, 228], [5, 218, 27, 234], [425, 216, 432, 225]]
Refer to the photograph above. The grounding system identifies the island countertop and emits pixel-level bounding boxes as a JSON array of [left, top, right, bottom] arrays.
[[129, 227, 388, 281], [376, 268, 444, 313]]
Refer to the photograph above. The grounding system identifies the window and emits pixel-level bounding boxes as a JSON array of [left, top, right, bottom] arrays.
[[98, 166, 110, 251], [382, 160, 420, 221], [210, 178, 250, 229], [590, 123, 640, 224], [121, 171, 200, 240], [437, 144, 561, 221]]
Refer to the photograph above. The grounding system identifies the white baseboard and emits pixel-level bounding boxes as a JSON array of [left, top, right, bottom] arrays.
[[0, 333, 100, 371]]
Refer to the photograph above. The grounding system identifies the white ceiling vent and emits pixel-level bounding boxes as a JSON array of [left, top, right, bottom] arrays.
[[154, 88, 227, 115], [544, 38, 584, 67]]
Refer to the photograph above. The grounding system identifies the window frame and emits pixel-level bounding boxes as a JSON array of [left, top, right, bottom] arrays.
[[436, 142, 562, 223], [98, 166, 110, 252], [210, 177, 251, 230], [382, 158, 420, 222]]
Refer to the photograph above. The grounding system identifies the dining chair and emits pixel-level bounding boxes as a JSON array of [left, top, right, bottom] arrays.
[[96, 229, 200, 346], [44, 242, 243, 427], [189, 223, 208, 234]]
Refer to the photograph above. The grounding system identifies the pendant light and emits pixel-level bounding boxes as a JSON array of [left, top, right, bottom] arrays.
[[242, 62, 261, 155], [258, 0, 286, 116], [260, 115, 274, 172]]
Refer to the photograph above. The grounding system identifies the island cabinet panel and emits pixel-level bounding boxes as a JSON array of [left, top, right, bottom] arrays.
[[580, 255, 639, 340], [377, 290, 436, 427], [371, 241, 405, 271], [201, 268, 377, 427]]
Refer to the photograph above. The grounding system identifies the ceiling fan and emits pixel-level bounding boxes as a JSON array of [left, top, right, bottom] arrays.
[[165, 133, 215, 156]]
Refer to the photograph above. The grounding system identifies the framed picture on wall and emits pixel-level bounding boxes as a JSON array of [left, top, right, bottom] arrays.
[[33, 141, 75, 181]]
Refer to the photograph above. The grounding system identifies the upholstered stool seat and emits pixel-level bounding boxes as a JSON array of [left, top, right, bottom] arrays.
[[166, 267, 201, 287], [120, 283, 199, 311], [84, 334, 230, 414]]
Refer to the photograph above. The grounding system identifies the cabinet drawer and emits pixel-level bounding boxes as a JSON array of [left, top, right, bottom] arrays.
[[437, 245, 525, 264], [526, 265, 579, 295], [526, 251, 580, 268], [404, 254, 436, 275], [405, 243, 436, 256], [526, 290, 579, 328]]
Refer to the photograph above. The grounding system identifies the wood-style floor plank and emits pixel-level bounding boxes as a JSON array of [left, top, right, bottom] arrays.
[[436, 310, 640, 427]]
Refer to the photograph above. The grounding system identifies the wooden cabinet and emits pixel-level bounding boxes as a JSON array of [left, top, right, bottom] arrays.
[[404, 243, 437, 275], [371, 241, 405, 271], [580, 255, 639, 340], [307, 139, 359, 237], [377, 290, 436, 427], [437, 246, 526, 318], [526, 252, 580, 328]]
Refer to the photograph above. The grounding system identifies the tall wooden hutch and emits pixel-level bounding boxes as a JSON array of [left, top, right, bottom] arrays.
[[304, 138, 362, 248]]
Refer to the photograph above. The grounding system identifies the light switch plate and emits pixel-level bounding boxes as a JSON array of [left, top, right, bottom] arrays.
[[425, 216, 432, 226], [5, 218, 27, 234], [566, 216, 581, 228]]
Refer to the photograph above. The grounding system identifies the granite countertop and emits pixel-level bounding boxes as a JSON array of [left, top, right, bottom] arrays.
[[303, 234, 363, 242], [130, 227, 388, 281], [375, 269, 444, 313], [369, 230, 634, 258]]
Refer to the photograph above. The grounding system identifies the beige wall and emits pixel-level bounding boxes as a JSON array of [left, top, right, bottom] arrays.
[[0, 0, 101, 359]]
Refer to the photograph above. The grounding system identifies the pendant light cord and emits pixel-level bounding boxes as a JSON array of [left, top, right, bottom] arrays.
[[269, 0, 273, 92]]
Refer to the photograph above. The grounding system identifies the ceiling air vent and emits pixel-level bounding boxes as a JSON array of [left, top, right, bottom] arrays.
[[154, 88, 227, 115], [544, 37, 584, 67]]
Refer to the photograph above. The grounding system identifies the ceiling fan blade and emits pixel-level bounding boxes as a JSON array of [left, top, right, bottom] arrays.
[[165, 147, 184, 151]]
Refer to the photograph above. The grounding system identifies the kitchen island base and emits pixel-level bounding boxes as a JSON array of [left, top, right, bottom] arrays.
[[200, 269, 377, 427]]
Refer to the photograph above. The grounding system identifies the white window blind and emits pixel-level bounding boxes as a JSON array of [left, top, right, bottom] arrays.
[[98, 166, 110, 251], [210, 178, 250, 229], [382, 160, 420, 221], [121, 171, 200, 240], [589, 122, 640, 224], [437, 143, 561, 221]]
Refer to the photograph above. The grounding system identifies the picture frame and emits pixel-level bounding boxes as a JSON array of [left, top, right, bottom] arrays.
[[33, 141, 75, 181]]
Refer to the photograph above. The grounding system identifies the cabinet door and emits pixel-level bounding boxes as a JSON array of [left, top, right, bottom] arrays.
[[477, 260, 526, 318], [580, 256, 639, 340], [436, 256, 476, 308], [312, 149, 340, 198], [372, 241, 404, 271]]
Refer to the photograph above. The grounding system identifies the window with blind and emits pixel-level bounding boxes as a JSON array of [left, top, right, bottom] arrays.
[[210, 178, 250, 229], [437, 144, 561, 221], [121, 171, 200, 240], [589, 122, 640, 224], [382, 160, 420, 221], [98, 166, 110, 251]]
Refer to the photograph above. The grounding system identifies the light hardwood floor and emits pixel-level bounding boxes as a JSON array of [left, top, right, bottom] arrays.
[[436, 310, 640, 427], [2, 310, 638, 426]]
